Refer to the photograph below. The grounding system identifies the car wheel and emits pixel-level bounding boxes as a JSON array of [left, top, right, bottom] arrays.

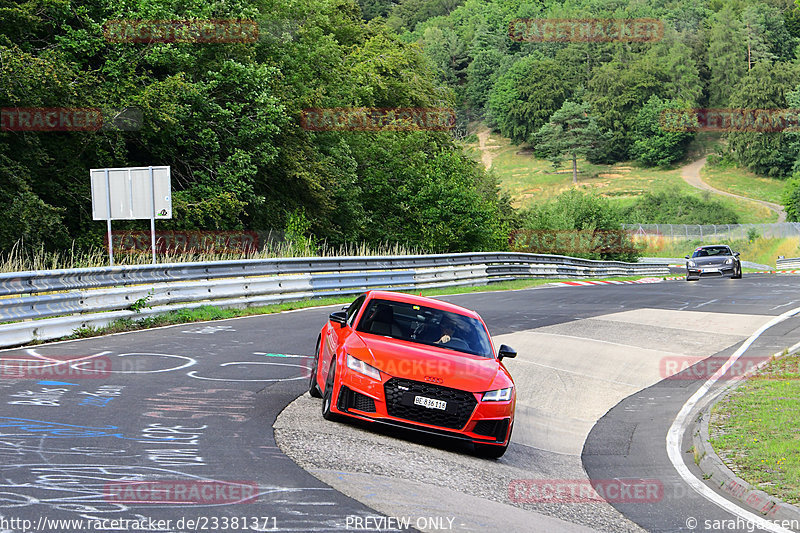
[[733, 264, 742, 279], [321, 360, 339, 421], [474, 424, 512, 459], [686, 276, 698, 281], [308, 336, 322, 398]]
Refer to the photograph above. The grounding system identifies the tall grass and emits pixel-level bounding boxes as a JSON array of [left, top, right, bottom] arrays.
[[635, 235, 800, 267], [0, 239, 428, 273]]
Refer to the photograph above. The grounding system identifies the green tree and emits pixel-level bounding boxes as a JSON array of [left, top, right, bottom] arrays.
[[708, 6, 747, 106], [587, 57, 669, 161], [465, 49, 503, 114], [741, 5, 776, 69], [533, 101, 607, 184], [358, 0, 394, 20], [782, 174, 800, 221], [487, 56, 571, 144], [726, 61, 798, 177], [420, 25, 469, 87], [631, 96, 696, 167]]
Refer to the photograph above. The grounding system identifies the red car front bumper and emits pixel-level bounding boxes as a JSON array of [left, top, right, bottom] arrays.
[[329, 366, 514, 446]]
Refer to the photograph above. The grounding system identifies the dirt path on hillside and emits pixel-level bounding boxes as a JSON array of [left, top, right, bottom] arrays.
[[477, 128, 496, 170], [681, 156, 786, 222]]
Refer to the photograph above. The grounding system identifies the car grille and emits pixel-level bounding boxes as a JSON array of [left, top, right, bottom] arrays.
[[338, 386, 376, 413], [352, 391, 376, 412], [383, 378, 477, 430], [473, 419, 510, 441]]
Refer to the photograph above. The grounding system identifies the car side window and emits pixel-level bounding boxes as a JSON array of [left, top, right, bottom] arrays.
[[346, 295, 366, 327]]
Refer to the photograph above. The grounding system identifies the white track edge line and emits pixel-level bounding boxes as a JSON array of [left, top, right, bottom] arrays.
[[666, 306, 800, 533]]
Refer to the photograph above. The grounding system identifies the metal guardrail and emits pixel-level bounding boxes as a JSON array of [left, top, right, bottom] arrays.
[[776, 257, 800, 269], [0, 252, 668, 348]]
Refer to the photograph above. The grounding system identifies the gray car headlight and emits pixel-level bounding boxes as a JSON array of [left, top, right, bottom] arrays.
[[346, 354, 381, 380], [725, 258, 733, 264], [688, 260, 696, 267], [482, 387, 513, 401]]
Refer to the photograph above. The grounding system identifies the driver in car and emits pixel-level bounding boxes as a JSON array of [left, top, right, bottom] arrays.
[[435, 318, 457, 345]]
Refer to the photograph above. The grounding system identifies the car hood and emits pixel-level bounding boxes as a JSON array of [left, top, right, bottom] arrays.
[[352, 334, 505, 392], [689, 256, 733, 266]]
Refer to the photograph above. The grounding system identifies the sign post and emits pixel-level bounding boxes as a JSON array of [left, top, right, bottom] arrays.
[[90, 166, 172, 266]]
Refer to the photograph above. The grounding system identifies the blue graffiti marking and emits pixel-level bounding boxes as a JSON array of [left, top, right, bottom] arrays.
[[0, 418, 179, 441], [78, 397, 113, 407], [37, 381, 77, 386]]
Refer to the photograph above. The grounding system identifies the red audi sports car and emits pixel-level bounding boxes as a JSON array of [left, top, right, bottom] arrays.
[[308, 290, 516, 458]]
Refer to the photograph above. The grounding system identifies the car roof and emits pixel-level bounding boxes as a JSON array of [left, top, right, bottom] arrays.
[[363, 290, 482, 319], [698, 245, 730, 249]]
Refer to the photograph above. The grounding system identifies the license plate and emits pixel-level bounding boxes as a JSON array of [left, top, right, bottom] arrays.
[[414, 396, 446, 410], [702, 268, 719, 273]]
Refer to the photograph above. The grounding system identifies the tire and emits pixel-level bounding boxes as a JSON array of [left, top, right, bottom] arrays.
[[732, 264, 742, 279], [321, 360, 339, 421], [308, 336, 322, 398], [686, 276, 698, 282]]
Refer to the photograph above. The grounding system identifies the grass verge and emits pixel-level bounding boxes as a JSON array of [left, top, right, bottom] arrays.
[[701, 163, 785, 206], [53, 277, 653, 344], [710, 351, 800, 504]]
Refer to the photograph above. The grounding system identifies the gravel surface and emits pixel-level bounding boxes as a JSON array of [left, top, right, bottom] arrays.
[[275, 394, 646, 533]]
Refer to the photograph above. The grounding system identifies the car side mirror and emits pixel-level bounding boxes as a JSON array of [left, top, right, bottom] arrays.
[[498, 344, 517, 361], [685, 255, 690, 259], [734, 252, 740, 257], [329, 310, 347, 327]]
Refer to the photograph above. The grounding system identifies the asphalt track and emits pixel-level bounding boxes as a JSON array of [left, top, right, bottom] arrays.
[[0, 274, 798, 532]]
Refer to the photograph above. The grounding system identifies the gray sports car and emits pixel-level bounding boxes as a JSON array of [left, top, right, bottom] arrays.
[[685, 245, 742, 281]]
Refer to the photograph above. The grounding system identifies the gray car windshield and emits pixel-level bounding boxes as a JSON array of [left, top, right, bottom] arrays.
[[356, 299, 494, 358], [691, 246, 731, 258]]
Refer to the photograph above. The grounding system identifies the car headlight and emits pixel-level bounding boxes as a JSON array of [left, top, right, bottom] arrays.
[[482, 387, 513, 401], [687, 260, 696, 267], [346, 354, 381, 380], [725, 258, 733, 264]]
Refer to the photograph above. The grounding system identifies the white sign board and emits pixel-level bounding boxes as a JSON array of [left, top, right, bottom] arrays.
[[90, 166, 172, 220]]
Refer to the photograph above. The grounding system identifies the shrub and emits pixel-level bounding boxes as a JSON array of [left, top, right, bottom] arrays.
[[623, 188, 740, 224]]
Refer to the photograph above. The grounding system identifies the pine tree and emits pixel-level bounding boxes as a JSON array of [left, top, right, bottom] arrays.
[[533, 102, 607, 184]]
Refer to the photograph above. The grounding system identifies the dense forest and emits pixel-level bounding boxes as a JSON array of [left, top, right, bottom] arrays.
[[3, 0, 800, 256], [0, 0, 509, 253], [385, 0, 800, 171]]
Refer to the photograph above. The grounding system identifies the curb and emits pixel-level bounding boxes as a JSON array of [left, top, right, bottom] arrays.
[[550, 278, 662, 287], [692, 355, 800, 523], [753, 270, 800, 274]]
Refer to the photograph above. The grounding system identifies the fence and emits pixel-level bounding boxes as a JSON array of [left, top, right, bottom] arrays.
[[622, 223, 800, 241], [0, 252, 668, 348]]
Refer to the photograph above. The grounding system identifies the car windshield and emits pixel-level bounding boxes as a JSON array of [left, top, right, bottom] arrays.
[[355, 298, 494, 358], [691, 246, 731, 258]]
